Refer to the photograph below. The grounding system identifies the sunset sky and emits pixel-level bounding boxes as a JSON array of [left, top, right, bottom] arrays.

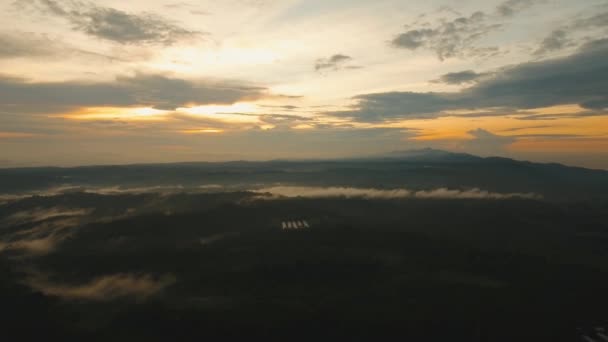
[[1, 0, 607, 168]]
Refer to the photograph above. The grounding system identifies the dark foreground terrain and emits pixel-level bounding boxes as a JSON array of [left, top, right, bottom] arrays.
[[2, 151, 608, 341]]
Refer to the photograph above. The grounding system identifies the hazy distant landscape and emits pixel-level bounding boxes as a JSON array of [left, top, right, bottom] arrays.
[[3, 149, 608, 200], [2, 150, 608, 341]]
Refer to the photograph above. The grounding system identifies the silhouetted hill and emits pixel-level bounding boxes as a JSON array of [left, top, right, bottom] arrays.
[[384, 148, 482, 162], [0, 150, 607, 200]]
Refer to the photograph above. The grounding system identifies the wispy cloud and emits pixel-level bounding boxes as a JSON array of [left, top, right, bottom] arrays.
[[392, 11, 503, 60], [496, 0, 542, 17], [2, 207, 92, 226], [0, 208, 91, 255], [534, 9, 608, 55], [0, 232, 65, 255], [26, 272, 176, 300], [391, 0, 543, 61], [314, 54, 360, 72]]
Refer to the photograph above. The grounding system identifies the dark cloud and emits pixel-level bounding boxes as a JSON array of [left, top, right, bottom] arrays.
[[0, 73, 268, 113], [16, 0, 202, 45], [433, 70, 492, 85], [501, 125, 552, 132], [496, 0, 539, 17], [511, 133, 585, 139], [465, 46, 504, 59], [333, 39, 608, 122], [392, 28, 435, 50], [314, 54, 358, 72], [516, 111, 608, 121], [391, 11, 503, 60], [535, 10, 608, 55], [573, 10, 608, 29], [534, 29, 572, 55], [392, 0, 544, 60]]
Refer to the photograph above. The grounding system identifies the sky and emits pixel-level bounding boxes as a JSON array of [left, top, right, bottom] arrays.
[[0, 0, 607, 169]]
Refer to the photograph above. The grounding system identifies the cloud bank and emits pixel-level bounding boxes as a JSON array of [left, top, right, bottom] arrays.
[[256, 186, 540, 200], [0, 73, 267, 113], [433, 70, 492, 85], [334, 39, 608, 122]]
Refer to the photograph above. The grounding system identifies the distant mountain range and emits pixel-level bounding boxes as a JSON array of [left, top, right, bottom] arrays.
[[384, 148, 482, 162], [1, 149, 607, 200]]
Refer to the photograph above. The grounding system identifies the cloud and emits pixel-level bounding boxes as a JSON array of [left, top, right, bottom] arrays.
[[463, 128, 516, 156], [433, 70, 491, 85], [0, 184, 229, 207], [2, 207, 91, 226], [0, 72, 268, 113], [16, 0, 202, 45], [257, 186, 412, 199], [315, 54, 357, 72], [26, 273, 176, 301], [392, 11, 503, 60], [164, 2, 194, 9], [0, 32, 58, 58], [256, 186, 539, 200], [414, 188, 539, 200], [534, 10, 608, 55], [534, 29, 572, 55], [0, 31, 137, 62], [496, 0, 540, 17], [164, 2, 210, 16], [392, 1, 544, 60], [258, 113, 315, 128], [332, 39, 608, 122], [574, 11, 608, 29], [516, 110, 608, 121], [0, 207, 92, 255], [0, 217, 84, 255], [0, 234, 63, 255]]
